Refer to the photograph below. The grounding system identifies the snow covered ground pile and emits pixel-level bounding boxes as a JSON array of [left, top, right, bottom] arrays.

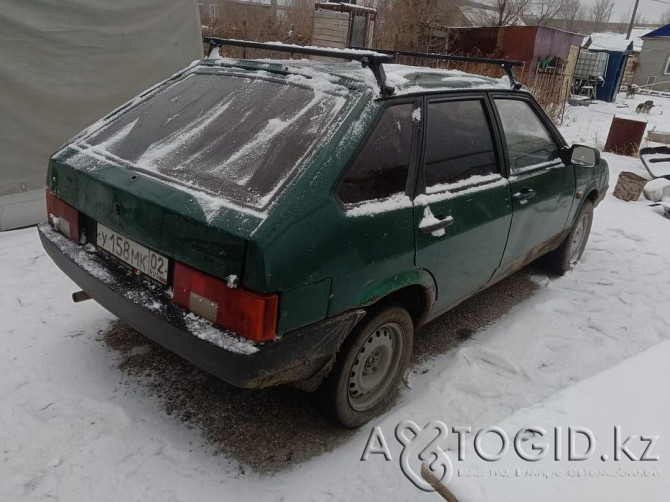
[[2, 93, 670, 501]]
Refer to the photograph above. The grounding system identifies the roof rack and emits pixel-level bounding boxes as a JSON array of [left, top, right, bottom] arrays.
[[351, 47, 525, 91], [202, 38, 525, 96], [204, 37, 396, 96]]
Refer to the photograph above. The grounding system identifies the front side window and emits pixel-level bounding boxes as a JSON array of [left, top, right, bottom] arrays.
[[423, 99, 498, 191], [495, 99, 561, 173], [338, 103, 415, 205]]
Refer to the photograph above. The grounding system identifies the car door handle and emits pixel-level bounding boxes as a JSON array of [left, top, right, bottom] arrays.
[[419, 215, 454, 234], [513, 188, 536, 202]]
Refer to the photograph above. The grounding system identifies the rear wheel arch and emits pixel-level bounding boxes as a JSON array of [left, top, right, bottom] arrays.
[[317, 278, 435, 389], [315, 305, 415, 426], [358, 280, 436, 330]]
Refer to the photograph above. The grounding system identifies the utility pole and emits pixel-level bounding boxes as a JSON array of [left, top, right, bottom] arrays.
[[627, 0, 641, 40]]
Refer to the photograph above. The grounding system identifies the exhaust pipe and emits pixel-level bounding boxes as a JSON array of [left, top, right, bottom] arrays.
[[72, 290, 92, 303]]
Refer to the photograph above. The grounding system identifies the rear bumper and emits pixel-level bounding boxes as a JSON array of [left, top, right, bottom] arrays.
[[38, 223, 364, 388]]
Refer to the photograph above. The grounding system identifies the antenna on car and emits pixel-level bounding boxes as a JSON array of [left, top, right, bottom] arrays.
[[203, 37, 396, 97], [350, 47, 525, 91]]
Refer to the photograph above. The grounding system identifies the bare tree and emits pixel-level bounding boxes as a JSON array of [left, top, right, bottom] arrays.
[[588, 0, 614, 26], [560, 0, 583, 31], [534, 0, 569, 26], [284, 0, 314, 43], [486, 0, 532, 26], [364, 0, 461, 51]]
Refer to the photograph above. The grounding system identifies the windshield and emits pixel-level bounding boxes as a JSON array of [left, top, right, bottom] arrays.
[[85, 71, 349, 208]]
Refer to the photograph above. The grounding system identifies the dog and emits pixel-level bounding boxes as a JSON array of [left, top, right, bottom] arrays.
[[636, 100, 654, 114], [626, 84, 638, 98]]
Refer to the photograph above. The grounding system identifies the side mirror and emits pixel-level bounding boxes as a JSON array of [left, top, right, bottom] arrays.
[[569, 144, 600, 168]]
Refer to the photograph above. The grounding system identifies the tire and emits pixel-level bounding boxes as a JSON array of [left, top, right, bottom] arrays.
[[315, 306, 414, 428], [546, 200, 594, 275]]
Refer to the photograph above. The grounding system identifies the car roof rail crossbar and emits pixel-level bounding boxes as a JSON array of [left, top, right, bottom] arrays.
[[351, 47, 525, 91], [204, 37, 396, 96]]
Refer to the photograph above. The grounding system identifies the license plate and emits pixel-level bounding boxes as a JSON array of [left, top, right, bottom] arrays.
[[96, 223, 169, 284]]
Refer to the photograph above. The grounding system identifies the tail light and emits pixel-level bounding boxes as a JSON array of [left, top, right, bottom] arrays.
[[46, 189, 80, 243], [173, 262, 278, 342]]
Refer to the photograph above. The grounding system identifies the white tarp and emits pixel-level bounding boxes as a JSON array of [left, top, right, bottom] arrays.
[[0, 0, 203, 230]]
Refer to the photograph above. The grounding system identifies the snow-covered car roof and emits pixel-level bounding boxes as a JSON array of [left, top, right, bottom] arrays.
[[201, 57, 516, 97]]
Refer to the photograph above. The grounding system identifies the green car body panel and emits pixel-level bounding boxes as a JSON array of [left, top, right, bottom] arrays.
[[42, 56, 609, 387]]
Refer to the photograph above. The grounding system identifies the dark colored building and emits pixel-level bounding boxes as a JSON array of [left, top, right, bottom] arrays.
[[443, 26, 584, 84]]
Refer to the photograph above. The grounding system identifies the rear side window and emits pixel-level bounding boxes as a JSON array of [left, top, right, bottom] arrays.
[[338, 103, 415, 205], [423, 99, 498, 190], [84, 72, 348, 209], [494, 99, 560, 173]]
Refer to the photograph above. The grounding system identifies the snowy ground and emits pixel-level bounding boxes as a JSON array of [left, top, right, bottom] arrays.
[[1, 93, 670, 501], [562, 91, 670, 152]]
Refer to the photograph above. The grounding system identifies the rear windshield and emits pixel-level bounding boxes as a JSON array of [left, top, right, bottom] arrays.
[[85, 71, 349, 208]]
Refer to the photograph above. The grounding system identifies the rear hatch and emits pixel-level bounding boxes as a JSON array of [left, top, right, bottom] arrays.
[[48, 63, 351, 286]]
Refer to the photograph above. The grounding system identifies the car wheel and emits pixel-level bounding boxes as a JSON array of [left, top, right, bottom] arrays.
[[315, 306, 413, 427], [547, 200, 594, 275]]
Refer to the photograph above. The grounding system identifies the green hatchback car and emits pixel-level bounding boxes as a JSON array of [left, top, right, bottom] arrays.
[[39, 40, 608, 427]]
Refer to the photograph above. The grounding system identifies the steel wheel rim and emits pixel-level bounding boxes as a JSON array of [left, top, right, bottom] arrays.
[[347, 322, 405, 412], [568, 213, 588, 264]]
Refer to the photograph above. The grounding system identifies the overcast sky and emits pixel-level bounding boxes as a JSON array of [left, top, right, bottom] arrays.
[[586, 0, 670, 24]]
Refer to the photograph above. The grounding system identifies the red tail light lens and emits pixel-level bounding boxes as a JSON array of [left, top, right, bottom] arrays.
[[46, 189, 80, 243], [173, 262, 278, 342]]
